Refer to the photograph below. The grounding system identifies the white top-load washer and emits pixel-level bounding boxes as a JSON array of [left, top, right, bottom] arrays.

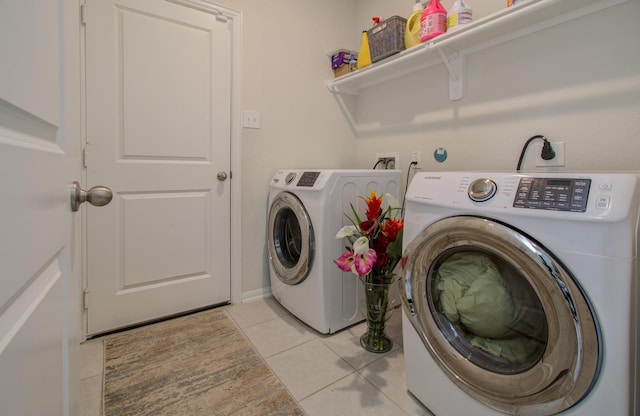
[[400, 171, 639, 416], [267, 169, 401, 334]]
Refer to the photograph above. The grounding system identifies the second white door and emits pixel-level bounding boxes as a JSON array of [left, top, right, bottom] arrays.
[[85, 0, 232, 335]]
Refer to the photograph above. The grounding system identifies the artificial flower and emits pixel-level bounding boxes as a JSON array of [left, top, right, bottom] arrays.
[[381, 218, 404, 240], [365, 190, 383, 220], [334, 190, 404, 281], [359, 219, 376, 235], [354, 249, 377, 275], [352, 236, 371, 254], [334, 252, 356, 272], [335, 225, 358, 239]]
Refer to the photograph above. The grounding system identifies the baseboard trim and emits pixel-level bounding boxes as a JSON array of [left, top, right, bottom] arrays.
[[241, 287, 271, 303]]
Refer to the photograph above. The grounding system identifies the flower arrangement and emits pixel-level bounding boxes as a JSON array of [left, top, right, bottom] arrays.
[[333, 190, 404, 283]]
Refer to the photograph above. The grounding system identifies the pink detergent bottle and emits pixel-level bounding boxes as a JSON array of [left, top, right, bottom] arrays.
[[420, 0, 447, 42]]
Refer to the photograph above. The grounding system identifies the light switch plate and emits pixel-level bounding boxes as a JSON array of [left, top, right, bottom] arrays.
[[243, 111, 260, 129]]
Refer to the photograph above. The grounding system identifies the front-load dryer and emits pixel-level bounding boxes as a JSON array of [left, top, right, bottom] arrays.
[[400, 171, 639, 416], [268, 169, 401, 334]]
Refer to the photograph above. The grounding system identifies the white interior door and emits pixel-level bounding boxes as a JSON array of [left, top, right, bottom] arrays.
[[85, 0, 232, 335], [0, 1, 81, 414]]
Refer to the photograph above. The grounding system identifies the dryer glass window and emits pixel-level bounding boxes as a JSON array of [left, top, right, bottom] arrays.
[[273, 208, 304, 268], [428, 247, 548, 374]]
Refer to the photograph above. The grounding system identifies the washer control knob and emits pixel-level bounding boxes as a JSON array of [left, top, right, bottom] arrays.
[[468, 178, 497, 202], [285, 172, 296, 185]]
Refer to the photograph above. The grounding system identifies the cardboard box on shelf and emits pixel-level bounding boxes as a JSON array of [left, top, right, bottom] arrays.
[[334, 65, 351, 78], [329, 49, 354, 69]]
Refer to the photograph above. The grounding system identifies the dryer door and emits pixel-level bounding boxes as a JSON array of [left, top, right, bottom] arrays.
[[268, 192, 314, 285], [401, 216, 601, 416]]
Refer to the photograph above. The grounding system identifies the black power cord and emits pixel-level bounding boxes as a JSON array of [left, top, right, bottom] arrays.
[[516, 135, 556, 171], [402, 161, 419, 213], [372, 159, 385, 169]]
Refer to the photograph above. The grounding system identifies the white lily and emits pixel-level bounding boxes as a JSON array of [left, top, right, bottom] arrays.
[[352, 236, 371, 255], [385, 193, 401, 217], [335, 225, 358, 239]]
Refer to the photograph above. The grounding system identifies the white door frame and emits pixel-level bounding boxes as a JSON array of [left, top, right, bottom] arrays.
[[80, 0, 243, 339]]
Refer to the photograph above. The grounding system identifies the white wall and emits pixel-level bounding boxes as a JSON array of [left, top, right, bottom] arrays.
[[217, 0, 640, 298], [212, 0, 358, 296], [352, 0, 640, 175]]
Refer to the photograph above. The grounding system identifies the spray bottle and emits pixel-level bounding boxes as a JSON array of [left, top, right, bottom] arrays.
[[357, 31, 372, 69], [420, 0, 447, 42], [356, 17, 380, 70], [404, 0, 424, 49], [447, 0, 472, 31]]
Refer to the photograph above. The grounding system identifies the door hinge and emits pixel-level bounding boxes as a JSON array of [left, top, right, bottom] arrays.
[[81, 3, 88, 26], [83, 289, 89, 310]]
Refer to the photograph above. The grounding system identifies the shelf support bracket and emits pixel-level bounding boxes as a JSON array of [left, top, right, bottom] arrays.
[[325, 80, 358, 96], [438, 48, 464, 101]]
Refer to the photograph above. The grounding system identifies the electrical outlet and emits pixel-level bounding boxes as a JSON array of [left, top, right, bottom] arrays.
[[374, 152, 400, 170], [411, 151, 422, 169], [535, 141, 565, 167]]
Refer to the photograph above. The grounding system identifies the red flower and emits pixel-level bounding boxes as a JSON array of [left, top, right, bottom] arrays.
[[365, 190, 383, 221], [375, 252, 389, 268], [358, 219, 376, 235], [381, 218, 404, 240], [373, 234, 392, 253]]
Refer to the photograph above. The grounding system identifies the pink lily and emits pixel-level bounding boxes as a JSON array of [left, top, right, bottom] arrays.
[[334, 252, 356, 273], [353, 249, 377, 276], [334, 236, 377, 276]]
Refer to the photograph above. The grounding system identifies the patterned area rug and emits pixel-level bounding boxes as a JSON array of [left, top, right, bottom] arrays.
[[103, 308, 305, 416]]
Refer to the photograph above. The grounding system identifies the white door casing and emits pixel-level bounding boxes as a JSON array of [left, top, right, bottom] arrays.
[[0, 1, 81, 414], [85, 0, 239, 335]]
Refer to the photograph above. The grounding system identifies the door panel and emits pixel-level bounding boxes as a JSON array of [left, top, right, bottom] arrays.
[[121, 192, 209, 285], [85, 0, 231, 335], [0, 0, 81, 414]]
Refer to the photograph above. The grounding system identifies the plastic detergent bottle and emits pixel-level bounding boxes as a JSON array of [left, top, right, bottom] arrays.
[[419, 0, 447, 42], [404, 1, 424, 49], [447, 0, 472, 31], [357, 31, 372, 69]]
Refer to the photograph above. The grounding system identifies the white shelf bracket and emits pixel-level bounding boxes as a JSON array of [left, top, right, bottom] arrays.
[[437, 48, 464, 101], [325, 80, 358, 96]]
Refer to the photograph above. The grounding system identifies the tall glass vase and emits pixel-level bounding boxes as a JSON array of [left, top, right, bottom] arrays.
[[359, 274, 396, 353]]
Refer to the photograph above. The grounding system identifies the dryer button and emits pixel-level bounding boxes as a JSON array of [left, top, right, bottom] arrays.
[[595, 195, 610, 210]]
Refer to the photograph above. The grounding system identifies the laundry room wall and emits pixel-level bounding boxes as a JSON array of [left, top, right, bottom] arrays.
[[212, 0, 640, 301], [350, 0, 640, 174], [212, 0, 358, 298]]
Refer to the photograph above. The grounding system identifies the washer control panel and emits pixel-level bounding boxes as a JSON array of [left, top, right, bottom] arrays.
[[514, 177, 591, 212]]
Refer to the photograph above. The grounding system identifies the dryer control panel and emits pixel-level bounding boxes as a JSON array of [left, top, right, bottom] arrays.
[[296, 171, 321, 187], [513, 177, 591, 212]]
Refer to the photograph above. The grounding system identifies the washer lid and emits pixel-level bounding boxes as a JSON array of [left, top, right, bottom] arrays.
[[267, 192, 314, 285], [401, 216, 601, 415]]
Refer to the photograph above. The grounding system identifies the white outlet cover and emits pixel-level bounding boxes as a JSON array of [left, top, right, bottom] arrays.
[[374, 152, 400, 169]]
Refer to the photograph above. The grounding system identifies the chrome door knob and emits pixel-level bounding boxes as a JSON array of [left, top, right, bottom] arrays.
[[70, 181, 113, 212], [217, 171, 228, 181]]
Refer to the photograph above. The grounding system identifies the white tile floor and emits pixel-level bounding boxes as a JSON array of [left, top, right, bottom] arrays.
[[79, 297, 433, 416]]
